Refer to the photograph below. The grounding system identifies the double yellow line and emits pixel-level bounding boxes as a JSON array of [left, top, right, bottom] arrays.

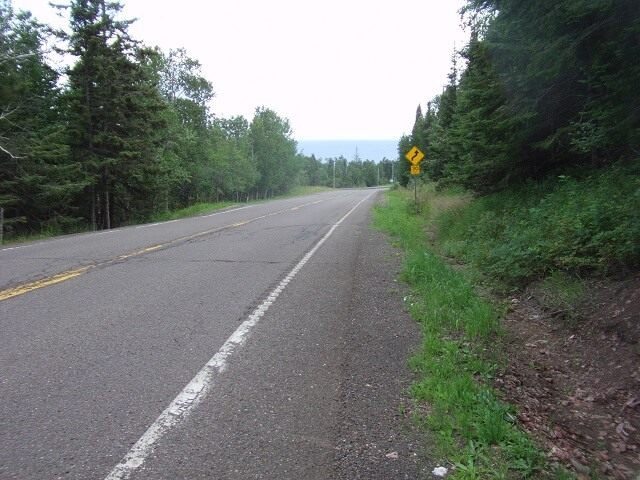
[[0, 197, 335, 303]]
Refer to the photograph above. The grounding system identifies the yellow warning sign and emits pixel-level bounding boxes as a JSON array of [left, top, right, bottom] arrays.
[[405, 146, 425, 165], [410, 165, 421, 175]]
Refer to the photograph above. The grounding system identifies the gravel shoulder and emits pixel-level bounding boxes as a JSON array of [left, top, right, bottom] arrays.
[[331, 206, 427, 479]]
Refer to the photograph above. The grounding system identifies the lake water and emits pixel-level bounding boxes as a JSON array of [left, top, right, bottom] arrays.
[[296, 139, 398, 162]]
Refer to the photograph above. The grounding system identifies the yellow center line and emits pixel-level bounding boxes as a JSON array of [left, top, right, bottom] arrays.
[[0, 194, 347, 302], [116, 245, 165, 261], [0, 266, 93, 302]]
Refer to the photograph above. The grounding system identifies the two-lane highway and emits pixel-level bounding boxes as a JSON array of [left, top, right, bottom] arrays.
[[0, 191, 352, 299], [0, 189, 423, 479]]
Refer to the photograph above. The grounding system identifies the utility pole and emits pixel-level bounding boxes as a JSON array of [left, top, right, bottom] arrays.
[[333, 160, 336, 188]]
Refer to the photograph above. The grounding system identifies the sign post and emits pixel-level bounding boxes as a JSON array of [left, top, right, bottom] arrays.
[[404, 146, 425, 208]]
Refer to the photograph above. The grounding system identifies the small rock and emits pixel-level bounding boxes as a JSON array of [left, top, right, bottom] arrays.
[[432, 466, 448, 477], [570, 458, 591, 475], [386, 451, 398, 460]]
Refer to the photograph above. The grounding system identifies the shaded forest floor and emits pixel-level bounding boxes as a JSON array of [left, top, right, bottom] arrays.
[[496, 272, 640, 478]]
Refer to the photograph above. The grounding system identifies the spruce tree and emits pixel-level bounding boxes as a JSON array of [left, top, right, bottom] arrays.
[[63, 0, 165, 229], [0, 2, 84, 237]]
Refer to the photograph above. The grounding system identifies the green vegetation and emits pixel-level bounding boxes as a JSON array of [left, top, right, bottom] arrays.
[[400, 0, 639, 193], [278, 185, 335, 197], [148, 202, 237, 223], [3, 185, 337, 245], [148, 185, 333, 223], [387, 1, 639, 477], [434, 162, 640, 286], [374, 190, 544, 479], [376, 163, 639, 476], [0, 0, 297, 239], [0, 0, 393, 243]]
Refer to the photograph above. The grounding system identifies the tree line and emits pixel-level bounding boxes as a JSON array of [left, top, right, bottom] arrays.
[[0, 0, 308, 237], [399, 0, 639, 191], [302, 155, 395, 189]]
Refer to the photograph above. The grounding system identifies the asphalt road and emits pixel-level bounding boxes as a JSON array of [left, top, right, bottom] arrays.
[[0, 189, 425, 479]]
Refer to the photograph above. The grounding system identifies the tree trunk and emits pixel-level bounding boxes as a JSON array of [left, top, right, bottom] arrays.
[[90, 186, 97, 231], [104, 189, 111, 230]]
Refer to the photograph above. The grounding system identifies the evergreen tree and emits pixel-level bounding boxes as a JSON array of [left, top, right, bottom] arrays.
[[0, 2, 84, 236], [63, 0, 166, 229], [464, 0, 639, 175], [568, 0, 640, 163], [410, 0, 640, 193], [446, 30, 529, 191], [396, 135, 412, 187]]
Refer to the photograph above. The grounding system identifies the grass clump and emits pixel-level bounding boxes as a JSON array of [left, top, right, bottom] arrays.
[[373, 190, 544, 478], [282, 185, 334, 197]]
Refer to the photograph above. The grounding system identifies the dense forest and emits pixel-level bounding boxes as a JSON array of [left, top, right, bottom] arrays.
[[0, 0, 391, 241], [399, 0, 639, 192]]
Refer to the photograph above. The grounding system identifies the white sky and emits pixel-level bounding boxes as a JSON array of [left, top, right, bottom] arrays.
[[12, 0, 468, 140]]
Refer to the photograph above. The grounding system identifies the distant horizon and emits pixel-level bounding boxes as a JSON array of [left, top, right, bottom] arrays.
[[296, 139, 399, 163], [297, 138, 398, 141]]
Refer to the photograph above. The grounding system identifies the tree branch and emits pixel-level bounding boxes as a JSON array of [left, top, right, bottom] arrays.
[[0, 143, 25, 159], [0, 108, 26, 159]]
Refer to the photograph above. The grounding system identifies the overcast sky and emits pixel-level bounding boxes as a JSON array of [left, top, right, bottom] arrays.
[[12, 0, 468, 141]]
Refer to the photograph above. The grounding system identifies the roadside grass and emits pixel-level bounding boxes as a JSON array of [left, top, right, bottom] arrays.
[[148, 201, 237, 222], [373, 190, 545, 478], [376, 162, 636, 477], [1, 227, 70, 246], [149, 186, 334, 222], [0, 222, 88, 246], [1, 186, 336, 246]]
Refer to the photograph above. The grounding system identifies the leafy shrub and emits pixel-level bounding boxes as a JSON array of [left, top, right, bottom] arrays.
[[435, 161, 640, 284]]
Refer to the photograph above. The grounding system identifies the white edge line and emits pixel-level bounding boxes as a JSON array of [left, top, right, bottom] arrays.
[[104, 191, 374, 480]]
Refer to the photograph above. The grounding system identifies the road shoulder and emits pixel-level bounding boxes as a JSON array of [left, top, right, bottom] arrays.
[[332, 199, 427, 479]]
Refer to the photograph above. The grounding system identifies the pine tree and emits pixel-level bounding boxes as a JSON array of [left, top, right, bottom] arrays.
[[63, 0, 166, 229], [0, 2, 85, 237], [447, 30, 529, 191], [396, 135, 412, 187]]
